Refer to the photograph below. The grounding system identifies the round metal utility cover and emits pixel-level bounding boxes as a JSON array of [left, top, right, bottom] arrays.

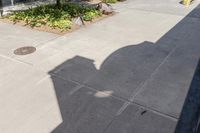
[[14, 46, 36, 55]]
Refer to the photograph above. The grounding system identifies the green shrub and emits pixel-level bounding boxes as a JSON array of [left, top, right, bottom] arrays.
[[102, 0, 125, 3], [48, 19, 72, 29], [83, 10, 101, 21], [7, 3, 102, 30], [102, 0, 118, 3]]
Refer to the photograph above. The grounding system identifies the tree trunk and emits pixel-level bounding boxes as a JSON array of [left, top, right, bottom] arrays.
[[0, 0, 2, 8], [0, 0, 3, 16], [56, 0, 61, 9]]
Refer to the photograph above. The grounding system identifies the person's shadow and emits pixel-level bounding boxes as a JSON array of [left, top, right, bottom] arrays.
[[49, 4, 200, 133], [48, 40, 178, 133]]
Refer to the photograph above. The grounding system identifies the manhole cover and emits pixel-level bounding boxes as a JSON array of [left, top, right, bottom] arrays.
[[14, 46, 36, 55]]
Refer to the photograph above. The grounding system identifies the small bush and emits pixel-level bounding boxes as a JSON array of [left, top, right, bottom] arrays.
[[102, 0, 117, 3], [83, 10, 102, 21], [7, 3, 102, 30], [102, 0, 125, 3]]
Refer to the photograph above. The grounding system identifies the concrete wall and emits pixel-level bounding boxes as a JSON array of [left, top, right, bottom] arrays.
[[1, 0, 28, 7], [2, 0, 12, 6]]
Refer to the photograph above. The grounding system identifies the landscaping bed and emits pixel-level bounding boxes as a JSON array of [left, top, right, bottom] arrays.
[[0, 2, 114, 34]]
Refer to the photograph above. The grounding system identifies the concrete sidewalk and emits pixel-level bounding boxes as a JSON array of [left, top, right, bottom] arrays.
[[0, 0, 200, 132]]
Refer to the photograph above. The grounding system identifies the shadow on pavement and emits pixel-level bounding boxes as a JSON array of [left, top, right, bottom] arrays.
[[48, 4, 200, 133]]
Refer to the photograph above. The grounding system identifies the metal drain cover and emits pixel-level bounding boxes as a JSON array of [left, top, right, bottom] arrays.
[[14, 46, 36, 55]]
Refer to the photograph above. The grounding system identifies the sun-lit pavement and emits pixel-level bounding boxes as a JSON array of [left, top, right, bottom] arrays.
[[1, 0, 200, 132]]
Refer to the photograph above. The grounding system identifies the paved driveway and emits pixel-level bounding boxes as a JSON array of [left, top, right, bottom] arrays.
[[0, 0, 200, 132]]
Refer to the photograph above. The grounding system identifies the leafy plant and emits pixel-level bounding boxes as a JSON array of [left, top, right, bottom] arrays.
[[102, 0, 125, 3], [48, 19, 72, 29], [83, 10, 101, 21], [102, 0, 118, 3], [7, 3, 102, 30]]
